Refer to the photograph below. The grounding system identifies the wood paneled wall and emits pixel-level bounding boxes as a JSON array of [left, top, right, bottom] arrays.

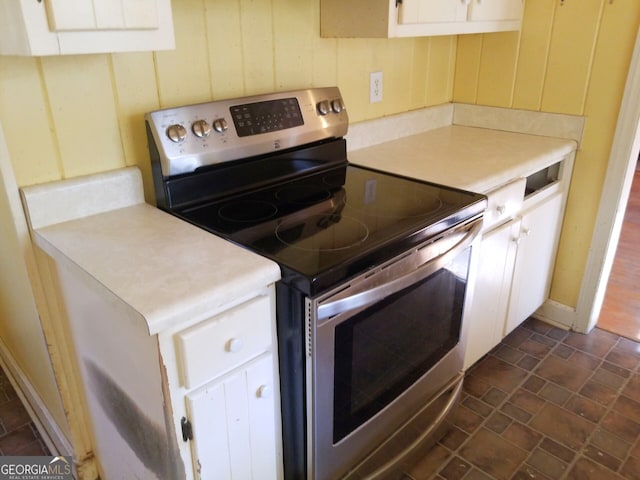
[[453, 0, 640, 308], [0, 0, 456, 202]]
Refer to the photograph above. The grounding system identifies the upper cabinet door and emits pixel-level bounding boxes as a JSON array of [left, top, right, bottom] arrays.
[[0, 0, 174, 56], [46, 0, 159, 31], [399, 0, 468, 25], [320, 0, 523, 38], [468, 0, 524, 22]]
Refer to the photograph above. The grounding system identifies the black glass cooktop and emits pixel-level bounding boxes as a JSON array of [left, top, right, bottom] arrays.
[[178, 164, 486, 295]]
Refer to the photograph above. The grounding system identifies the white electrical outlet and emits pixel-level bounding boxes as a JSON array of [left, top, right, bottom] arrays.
[[370, 71, 383, 103]]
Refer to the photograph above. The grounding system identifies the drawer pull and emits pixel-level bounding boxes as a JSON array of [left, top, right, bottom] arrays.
[[257, 385, 272, 399], [226, 338, 244, 353], [496, 205, 506, 214]]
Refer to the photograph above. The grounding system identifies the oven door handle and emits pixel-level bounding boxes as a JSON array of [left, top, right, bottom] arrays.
[[317, 219, 482, 321]]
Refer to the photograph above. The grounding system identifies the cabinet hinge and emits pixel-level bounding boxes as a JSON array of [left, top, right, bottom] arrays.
[[181, 417, 193, 442]]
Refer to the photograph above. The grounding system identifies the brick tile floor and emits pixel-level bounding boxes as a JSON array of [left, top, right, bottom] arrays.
[[0, 367, 50, 456], [406, 318, 640, 480]]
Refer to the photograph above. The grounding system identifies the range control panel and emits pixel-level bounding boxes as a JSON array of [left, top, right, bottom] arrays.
[[145, 87, 348, 177]]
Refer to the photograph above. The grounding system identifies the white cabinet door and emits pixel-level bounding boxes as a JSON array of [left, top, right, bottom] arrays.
[[464, 219, 519, 369], [47, 0, 159, 31], [467, 0, 524, 22], [186, 353, 281, 480], [505, 193, 563, 335], [399, 0, 467, 24], [0, 0, 173, 55]]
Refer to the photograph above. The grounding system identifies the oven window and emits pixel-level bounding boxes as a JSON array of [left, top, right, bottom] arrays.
[[332, 247, 471, 443]]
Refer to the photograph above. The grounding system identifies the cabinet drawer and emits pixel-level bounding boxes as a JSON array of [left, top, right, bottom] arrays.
[[483, 179, 525, 231], [176, 295, 272, 389]]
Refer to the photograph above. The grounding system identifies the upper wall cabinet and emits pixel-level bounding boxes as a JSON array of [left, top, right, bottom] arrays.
[[321, 0, 523, 38], [0, 0, 174, 56]]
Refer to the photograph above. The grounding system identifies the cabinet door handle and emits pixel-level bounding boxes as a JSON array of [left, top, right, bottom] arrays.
[[522, 227, 531, 236], [226, 337, 244, 353], [496, 205, 506, 214], [257, 385, 273, 399]]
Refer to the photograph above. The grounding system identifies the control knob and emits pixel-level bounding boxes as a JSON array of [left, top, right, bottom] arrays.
[[213, 118, 228, 133], [192, 119, 212, 138], [331, 99, 345, 113], [166, 124, 187, 143], [317, 100, 331, 116]]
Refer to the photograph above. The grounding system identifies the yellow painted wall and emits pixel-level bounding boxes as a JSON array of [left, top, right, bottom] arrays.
[[0, 0, 456, 200], [453, 0, 640, 308], [0, 0, 456, 440]]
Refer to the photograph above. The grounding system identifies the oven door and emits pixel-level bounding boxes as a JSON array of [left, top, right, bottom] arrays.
[[307, 217, 481, 480]]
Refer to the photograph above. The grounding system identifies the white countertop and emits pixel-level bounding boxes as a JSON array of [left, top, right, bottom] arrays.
[[348, 125, 577, 193], [33, 203, 280, 335]]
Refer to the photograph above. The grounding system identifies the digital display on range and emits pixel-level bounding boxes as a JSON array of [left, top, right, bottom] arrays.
[[230, 97, 304, 137]]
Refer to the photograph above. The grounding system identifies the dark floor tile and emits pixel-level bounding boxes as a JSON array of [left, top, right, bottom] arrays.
[[552, 343, 575, 359], [538, 382, 571, 405], [601, 360, 632, 379], [493, 345, 525, 364], [568, 350, 602, 371], [590, 427, 632, 460], [462, 396, 493, 418], [451, 404, 484, 434], [583, 443, 622, 471], [0, 424, 39, 455], [529, 403, 595, 450], [622, 374, 640, 402], [566, 456, 625, 480], [11, 440, 49, 457], [482, 387, 507, 407], [439, 426, 468, 451], [534, 354, 592, 391], [502, 327, 532, 349], [606, 346, 640, 371], [485, 411, 512, 434], [408, 443, 452, 479], [621, 455, 640, 480], [546, 327, 569, 341], [509, 388, 546, 415], [517, 355, 540, 371], [564, 329, 619, 358], [592, 367, 627, 390], [500, 402, 532, 423], [580, 378, 619, 405], [502, 422, 541, 451], [522, 317, 552, 334], [0, 398, 32, 432], [470, 356, 528, 393], [522, 375, 546, 394], [516, 338, 553, 358], [463, 374, 492, 398], [540, 437, 575, 463], [612, 395, 640, 423], [459, 428, 528, 480], [601, 410, 640, 444], [526, 447, 568, 479], [439, 456, 471, 480], [564, 395, 607, 423]]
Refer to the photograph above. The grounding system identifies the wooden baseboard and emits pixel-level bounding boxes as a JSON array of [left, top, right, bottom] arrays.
[[0, 337, 73, 458]]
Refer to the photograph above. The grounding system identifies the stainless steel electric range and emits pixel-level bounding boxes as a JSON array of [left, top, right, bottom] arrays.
[[145, 87, 487, 480]]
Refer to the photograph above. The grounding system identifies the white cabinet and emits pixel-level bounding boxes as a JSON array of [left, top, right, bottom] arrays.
[[0, 0, 174, 56], [464, 219, 519, 369], [464, 158, 572, 369], [321, 0, 523, 38], [186, 354, 281, 480], [505, 193, 564, 335], [174, 294, 283, 480]]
